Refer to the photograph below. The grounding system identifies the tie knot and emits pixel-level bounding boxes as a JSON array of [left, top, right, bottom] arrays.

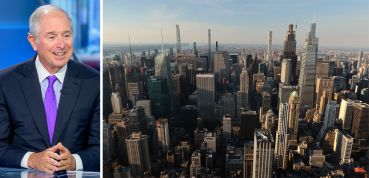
[[47, 75, 57, 88]]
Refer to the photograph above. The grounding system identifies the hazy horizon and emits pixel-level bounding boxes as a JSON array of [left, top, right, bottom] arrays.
[[104, 0, 369, 48]]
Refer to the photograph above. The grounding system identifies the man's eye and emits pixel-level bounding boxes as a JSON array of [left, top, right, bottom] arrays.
[[48, 36, 55, 39], [64, 34, 72, 38]]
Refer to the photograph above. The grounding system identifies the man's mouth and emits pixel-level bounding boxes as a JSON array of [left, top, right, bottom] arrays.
[[53, 52, 66, 56]]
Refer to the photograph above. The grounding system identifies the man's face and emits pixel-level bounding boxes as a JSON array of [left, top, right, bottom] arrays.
[[28, 10, 73, 73]]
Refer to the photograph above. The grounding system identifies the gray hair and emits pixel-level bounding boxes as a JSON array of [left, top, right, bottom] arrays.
[[29, 4, 73, 41]]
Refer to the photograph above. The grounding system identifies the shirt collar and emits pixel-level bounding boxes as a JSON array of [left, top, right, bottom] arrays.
[[35, 55, 68, 84]]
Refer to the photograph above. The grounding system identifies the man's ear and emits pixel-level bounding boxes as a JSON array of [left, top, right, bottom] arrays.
[[27, 34, 38, 51]]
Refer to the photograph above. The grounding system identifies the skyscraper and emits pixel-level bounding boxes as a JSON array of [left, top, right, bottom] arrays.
[[317, 101, 337, 141], [156, 118, 170, 153], [338, 99, 354, 131], [288, 91, 300, 144], [334, 130, 353, 165], [315, 77, 334, 114], [253, 129, 274, 178], [176, 24, 181, 55], [208, 29, 212, 71], [244, 142, 254, 178], [281, 58, 292, 85], [299, 21, 319, 109], [351, 102, 369, 139], [281, 24, 298, 84], [111, 92, 122, 114], [239, 69, 250, 111], [275, 103, 289, 169], [223, 115, 232, 140], [125, 132, 151, 177], [204, 132, 217, 153], [190, 151, 201, 177], [196, 74, 215, 120], [266, 31, 272, 62], [155, 53, 170, 77]]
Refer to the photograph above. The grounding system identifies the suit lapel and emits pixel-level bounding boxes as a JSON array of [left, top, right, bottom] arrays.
[[19, 59, 51, 147], [52, 61, 82, 145]]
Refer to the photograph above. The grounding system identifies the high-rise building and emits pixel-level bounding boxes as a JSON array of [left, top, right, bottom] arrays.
[[288, 91, 300, 144], [208, 29, 212, 71], [357, 51, 363, 71], [214, 51, 228, 74], [156, 118, 170, 153], [136, 100, 152, 117], [281, 58, 292, 85], [125, 132, 151, 177], [155, 53, 170, 77], [223, 115, 232, 140], [266, 31, 272, 62], [351, 102, 369, 140], [241, 109, 258, 141], [299, 22, 319, 109], [244, 142, 254, 178], [338, 99, 354, 131], [252, 129, 274, 178], [204, 132, 217, 153], [196, 74, 215, 120], [190, 151, 201, 177], [176, 24, 181, 55], [317, 101, 337, 141], [334, 129, 353, 165], [115, 119, 133, 165], [147, 76, 171, 118], [111, 92, 122, 114], [281, 24, 298, 84], [278, 84, 299, 104], [315, 77, 334, 114], [103, 120, 111, 163], [275, 103, 289, 169], [238, 69, 250, 117]]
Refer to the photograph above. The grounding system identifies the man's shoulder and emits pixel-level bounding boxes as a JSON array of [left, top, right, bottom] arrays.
[[0, 59, 34, 81], [68, 60, 99, 80]]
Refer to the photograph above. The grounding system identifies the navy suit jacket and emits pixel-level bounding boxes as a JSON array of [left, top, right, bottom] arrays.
[[0, 57, 100, 171]]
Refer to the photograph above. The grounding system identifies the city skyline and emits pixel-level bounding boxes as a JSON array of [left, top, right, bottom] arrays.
[[104, 0, 369, 48]]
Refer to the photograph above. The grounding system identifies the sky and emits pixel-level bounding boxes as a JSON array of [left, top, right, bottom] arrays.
[[104, 0, 369, 48]]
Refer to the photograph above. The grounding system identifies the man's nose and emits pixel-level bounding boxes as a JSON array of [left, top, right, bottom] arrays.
[[55, 36, 66, 49]]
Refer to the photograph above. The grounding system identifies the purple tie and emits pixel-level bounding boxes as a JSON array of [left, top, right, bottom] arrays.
[[44, 75, 58, 145]]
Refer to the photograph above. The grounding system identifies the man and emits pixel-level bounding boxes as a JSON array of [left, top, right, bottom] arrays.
[[0, 5, 100, 173]]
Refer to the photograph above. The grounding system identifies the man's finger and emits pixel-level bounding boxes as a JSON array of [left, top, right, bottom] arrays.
[[47, 150, 61, 161]]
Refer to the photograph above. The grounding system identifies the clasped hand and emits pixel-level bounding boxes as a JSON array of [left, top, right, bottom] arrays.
[[28, 142, 76, 173]]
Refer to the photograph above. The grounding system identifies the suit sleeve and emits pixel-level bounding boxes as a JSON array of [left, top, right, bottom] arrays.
[[75, 89, 100, 171], [0, 81, 28, 167]]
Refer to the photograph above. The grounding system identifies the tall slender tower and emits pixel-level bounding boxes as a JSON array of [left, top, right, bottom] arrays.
[[357, 51, 363, 71], [281, 24, 297, 84], [275, 103, 289, 169], [288, 91, 300, 143], [208, 29, 212, 71], [176, 24, 181, 55], [298, 21, 319, 109], [266, 31, 272, 62]]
